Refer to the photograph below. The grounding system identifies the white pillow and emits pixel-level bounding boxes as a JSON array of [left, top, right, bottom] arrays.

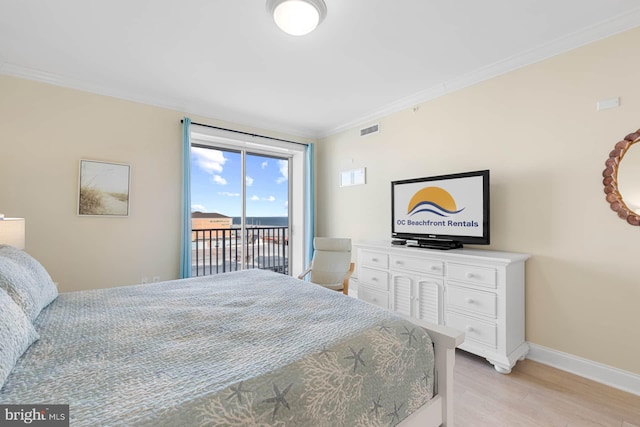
[[0, 287, 39, 389], [0, 245, 58, 321]]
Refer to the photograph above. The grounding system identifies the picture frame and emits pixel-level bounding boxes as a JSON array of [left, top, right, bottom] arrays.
[[78, 160, 131, 217]]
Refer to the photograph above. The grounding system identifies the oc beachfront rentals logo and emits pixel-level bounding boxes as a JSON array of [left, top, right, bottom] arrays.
[[396, 185, 479, 230], [407, 187, 464, 217]]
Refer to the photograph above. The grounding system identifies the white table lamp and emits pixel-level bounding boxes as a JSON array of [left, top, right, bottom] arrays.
[[0, 217, 26, 249]]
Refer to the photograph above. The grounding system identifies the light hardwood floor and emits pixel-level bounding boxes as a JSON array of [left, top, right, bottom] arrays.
[[454, 350, 640, 427]]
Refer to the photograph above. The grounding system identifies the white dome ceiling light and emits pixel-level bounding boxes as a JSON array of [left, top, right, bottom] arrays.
[[266, 0, 327, 36]]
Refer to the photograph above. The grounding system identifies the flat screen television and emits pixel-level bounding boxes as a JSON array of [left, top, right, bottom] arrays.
[[391, 170, 490, 249]]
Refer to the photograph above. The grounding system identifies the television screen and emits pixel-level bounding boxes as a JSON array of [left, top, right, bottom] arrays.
[[391, 170, 489, 248]]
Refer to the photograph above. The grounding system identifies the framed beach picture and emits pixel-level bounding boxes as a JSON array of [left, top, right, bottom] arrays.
[[78, 160, 131, 217]]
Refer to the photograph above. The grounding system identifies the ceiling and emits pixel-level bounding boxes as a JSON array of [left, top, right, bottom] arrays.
[[1, 1, 639, 139]]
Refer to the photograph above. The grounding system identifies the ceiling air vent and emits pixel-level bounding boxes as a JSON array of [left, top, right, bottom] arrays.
[[360, 124, 379, 137]]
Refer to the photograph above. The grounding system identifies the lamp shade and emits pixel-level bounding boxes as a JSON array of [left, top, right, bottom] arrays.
[[267, 0, 327, 36], [0, 218, 25, 250]]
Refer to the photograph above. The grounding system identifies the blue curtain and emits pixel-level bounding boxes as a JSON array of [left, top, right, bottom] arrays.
[[304, 143, 315, 269], [180, 118, 192, 278]]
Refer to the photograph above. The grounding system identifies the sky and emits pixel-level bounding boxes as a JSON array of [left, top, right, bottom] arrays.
[[190, 146, 288, 217], [80, 160, 129, 194]]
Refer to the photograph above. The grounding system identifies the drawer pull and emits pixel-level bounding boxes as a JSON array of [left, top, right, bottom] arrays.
[[430, 265, 439, 271], [395, 260, 404, 265], [372, 258, 378, 262], [466, 326, 474, 333], [466, 298, 475, 304], [466, 272, 475, 279], [372, 277, 378, 282]]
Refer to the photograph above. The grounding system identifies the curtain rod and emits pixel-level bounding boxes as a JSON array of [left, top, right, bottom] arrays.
[[181, 120, 309, 147]]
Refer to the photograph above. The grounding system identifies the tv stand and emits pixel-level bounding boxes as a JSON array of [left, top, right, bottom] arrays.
[[354, 241, 530, 374], [407, 239, 463, 250]]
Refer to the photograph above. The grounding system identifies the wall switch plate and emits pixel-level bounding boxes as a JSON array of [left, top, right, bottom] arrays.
[[597, 97, 620, 111], [340, 167, 366, 187]]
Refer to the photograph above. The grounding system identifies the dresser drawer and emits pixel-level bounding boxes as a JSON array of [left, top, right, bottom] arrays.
[[358, 286, 389, 309], [390, 255, 444, 276], [447, 284, 497, 318], [360, 250, 389, 269], [448, 263, 497, 289], [446, 312, 497, 348], [359, 267, 389, 290]]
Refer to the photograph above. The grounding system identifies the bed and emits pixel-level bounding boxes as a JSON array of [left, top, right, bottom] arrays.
[[0, 245, 463, 426]]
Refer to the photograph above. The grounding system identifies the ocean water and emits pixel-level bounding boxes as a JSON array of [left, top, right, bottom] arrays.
[[232, 217, 288, 227]]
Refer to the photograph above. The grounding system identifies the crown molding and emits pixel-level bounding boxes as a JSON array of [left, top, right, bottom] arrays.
[[320, 8, 640, 139], [2, 6, 639, 141], [0, 62, 316, 141]]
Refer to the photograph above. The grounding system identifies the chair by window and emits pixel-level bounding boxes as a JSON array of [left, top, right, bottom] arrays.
[[298, 237, 354, 295]]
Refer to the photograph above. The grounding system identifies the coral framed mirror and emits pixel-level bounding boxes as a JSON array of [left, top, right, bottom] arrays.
[[602, 128, 640, 226]]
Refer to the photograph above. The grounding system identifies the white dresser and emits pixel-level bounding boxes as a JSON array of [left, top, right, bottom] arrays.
[[355, 241, 530, 374]]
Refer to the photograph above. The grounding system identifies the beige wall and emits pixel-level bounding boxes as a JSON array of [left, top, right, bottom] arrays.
[[0, 75, 306, 291], [316, 28, 640, 374], [1, 27, 638, 376]]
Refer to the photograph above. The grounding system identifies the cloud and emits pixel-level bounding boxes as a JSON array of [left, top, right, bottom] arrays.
[[246, 176, 254, 187], [192, 147, 227, 174], [218, 192, 240, 197], [276, 160, 288, 184], [191, 204, 207, 212], [249, 195, 275, 202], [261, 161, 268, 169], [213, 175, 227, 185]]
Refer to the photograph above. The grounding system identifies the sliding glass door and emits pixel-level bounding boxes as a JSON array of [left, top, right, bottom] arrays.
[[190, 144, 290, 276], [245, 153, 289, 273]]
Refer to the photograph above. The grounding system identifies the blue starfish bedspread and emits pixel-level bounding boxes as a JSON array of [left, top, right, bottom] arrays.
[[0, 269, 434, 426]]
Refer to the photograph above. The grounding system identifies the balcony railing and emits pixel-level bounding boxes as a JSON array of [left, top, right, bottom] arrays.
[[192, 226, 288, 277]]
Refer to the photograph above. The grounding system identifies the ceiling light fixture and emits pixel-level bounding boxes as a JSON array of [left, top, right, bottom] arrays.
[[266, 0, 327, 36]]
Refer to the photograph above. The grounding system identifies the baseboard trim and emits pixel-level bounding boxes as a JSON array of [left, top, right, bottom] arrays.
[[527, 343, 640, 396]]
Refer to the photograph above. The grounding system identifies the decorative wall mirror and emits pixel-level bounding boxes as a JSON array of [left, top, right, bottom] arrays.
[[602, 128, 640, 226]]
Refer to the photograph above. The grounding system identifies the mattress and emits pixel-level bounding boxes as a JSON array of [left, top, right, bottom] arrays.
[[0, 269, 434, 426]]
